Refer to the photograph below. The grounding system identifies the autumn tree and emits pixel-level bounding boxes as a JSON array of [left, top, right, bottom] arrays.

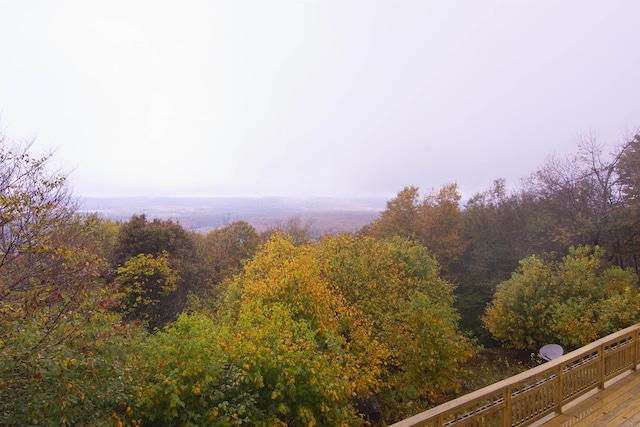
[[311, 235, 474, 420], [457, 132, 640, 288], [483, 246, 640, 351], [135, 234, 473, 425], [0, 133, 146, 425], [145, 234, 472, 425], [368, 184, 468, 274], [0, 136, 108, 355], [457, 131, 638, 346], [136, 235, 381, 426], [457, 133, 640, 342], [368, 186, 422, 240]]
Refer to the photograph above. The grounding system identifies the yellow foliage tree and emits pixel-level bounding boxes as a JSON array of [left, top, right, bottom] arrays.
[[483, 246, 640, 350], [221, 233, 473, 423], [134, 233, 474, 425], [115, 251, 179, 329]]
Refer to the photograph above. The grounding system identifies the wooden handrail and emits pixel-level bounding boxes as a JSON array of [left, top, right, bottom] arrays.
[[390, 324, 640, 427]]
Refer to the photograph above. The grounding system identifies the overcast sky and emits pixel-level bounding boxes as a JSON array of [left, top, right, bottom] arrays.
[[1, 1, 639, 199]]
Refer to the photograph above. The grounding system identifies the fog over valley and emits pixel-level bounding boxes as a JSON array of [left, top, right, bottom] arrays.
[[80, 196, 387, 235]]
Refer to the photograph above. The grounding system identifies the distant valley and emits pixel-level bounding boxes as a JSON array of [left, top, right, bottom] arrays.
[[79, 196, 388, 236]]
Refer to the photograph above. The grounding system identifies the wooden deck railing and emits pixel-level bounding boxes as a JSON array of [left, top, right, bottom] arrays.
[[391, 323, 640, 427]]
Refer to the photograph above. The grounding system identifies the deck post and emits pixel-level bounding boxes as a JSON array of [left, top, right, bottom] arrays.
[[555, 364, 563, 415], [599, 343, 606, 389], [634, 330, 639, 371], [503, 385, 512, 427]]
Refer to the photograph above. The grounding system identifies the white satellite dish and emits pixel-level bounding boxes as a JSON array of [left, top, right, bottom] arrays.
[[540, 344, 564, 361]]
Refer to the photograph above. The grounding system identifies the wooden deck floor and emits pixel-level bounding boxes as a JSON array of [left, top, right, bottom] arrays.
[[540, 370, 640, 427]]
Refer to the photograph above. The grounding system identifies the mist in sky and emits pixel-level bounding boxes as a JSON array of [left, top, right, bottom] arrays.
[[1, 1, 638, 199]]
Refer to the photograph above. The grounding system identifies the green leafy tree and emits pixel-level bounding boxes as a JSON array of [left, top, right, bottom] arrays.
[[82, 213, 121, 263], [111, 214, 197, 322], [614, 132, 640, 271], [1, 309, 146, 426], [460, 179, 532, 285], [135, 308, 361, 427], [187, 221, 260, 313], [112, 214, 195, 267], [483, 246, 640, 350], [456, 179, 535, 342], [133, 313, 257, 426]]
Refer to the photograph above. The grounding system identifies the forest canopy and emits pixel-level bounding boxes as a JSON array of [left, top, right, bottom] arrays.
[[2, 128, 640, 425]]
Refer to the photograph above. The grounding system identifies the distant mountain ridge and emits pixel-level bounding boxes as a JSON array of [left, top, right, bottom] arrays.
[[79, 196, 388, 235]]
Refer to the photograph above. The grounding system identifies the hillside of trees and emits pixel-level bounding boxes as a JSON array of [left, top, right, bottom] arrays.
[[2, 129, 640, 425]]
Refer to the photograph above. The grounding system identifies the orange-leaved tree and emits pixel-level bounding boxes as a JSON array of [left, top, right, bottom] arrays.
[[368, 184, 468, 274]]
